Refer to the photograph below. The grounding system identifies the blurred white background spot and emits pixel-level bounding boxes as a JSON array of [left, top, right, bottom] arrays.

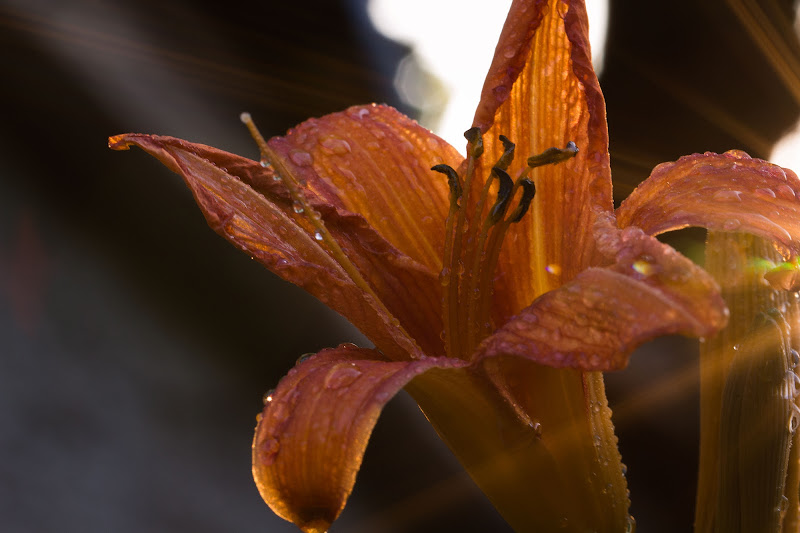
[[367, 0, 609, 151]]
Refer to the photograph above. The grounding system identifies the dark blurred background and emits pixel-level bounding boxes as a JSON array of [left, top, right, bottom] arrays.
[[1, 0, 799, 531]]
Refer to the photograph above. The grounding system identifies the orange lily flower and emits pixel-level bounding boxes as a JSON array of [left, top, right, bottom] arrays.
[[109, 0, 800, 531]]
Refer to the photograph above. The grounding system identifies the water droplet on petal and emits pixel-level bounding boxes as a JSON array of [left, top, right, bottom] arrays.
[[262, 388, 275, 405], [754, 187, 776, 199], [775, 184, 796, 200], [319, 136, 352, 155], [314, 231, 324, 241], [289, 150, 313, 166], [258, 437, 280, 466], [324, 364, 362, 389], [781, 495, 790, 511], [789, 410, 799, 433], [723, 219, 741, 231], [338, 342, 358, 350], [712, 190, 742, 202], [293, 201, 304, 214], [632, 260, 654, 276], [493, 85, 510, 103], [545, 264, 561, 276], [503, 46, 516, 59], [296, 353, 315, 364], [260, 159, 271, 168]]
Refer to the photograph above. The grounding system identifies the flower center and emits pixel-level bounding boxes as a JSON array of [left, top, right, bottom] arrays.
[[432, 129, 577, 360]]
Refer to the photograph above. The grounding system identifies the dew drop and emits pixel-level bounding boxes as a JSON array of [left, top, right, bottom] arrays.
[[292, 201, 304, 214], [259, 437, 280, 466], [493, 85, 510, 103], [625, 515, 636, 533], [289, 150, 313, 166], [791, 349, 799, 367], [754, 187, 777, 199], [503, 46, 516, 59], [545, 263, 561, 276], [779, 495, 790, 513], [722, 219, 741, 231], [314, 231, 324, 241], [775, 183, 796, 200], [789, 410, 799, 433], [439, 268, 451, 287], [319, 137, 352, 155], [632, 260, 654, 276], [338, 342, 358, 350], [272, 174, 282, 182], [712, 190, 742, 202], [259, 159, 271, 168], [262, 388, 275, 405], [296, 353, 315, 364], [324, 364, 362, 389]]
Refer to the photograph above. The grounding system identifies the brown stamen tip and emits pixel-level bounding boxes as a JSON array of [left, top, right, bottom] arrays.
[[488, 167, 514, 224], [509, 179, 536, 223], [527, 141, 578, 168], [496, 135, 516, 171], [464, 127, 484, 158], [431, 164, 463, 201]]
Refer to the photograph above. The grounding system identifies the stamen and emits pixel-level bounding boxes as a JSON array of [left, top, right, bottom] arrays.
[[431, 164, 463, 203], [464, 127, 484, 158], [432, 130, 576, 359], [495, 136, 516, 171], [527, 141, 578, 168], [488, 168, 515, 224], [508, 179, 537, 223]]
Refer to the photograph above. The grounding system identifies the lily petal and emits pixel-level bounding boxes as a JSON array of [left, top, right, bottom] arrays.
[[617, 150, 800, 257], [476, 225, 727, 370], [108, 133, 434, 359], [267, 104, 460, 271], [473, 0, 612, 320], [252, 345, 468, 533]]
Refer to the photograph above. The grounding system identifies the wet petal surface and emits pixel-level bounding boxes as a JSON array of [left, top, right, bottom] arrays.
[[252, 345, 468, 533], [109, 133, 433, 359], [476, 225, 727, 370], [472, 0, 612, 322], [617, 151, 800, 258]]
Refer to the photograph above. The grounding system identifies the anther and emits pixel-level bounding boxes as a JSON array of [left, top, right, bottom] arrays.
[[464, 127, 484, 158], [495, 135, 516, 171], [508, 179, 536, 223], [527, 141, 578, 168], [488, 167, 514, 224], [431, 164, 463, 201]]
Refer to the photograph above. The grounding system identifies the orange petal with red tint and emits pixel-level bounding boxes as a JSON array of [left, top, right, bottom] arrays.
[[252, 345, 468, 533], [476, 226, 727, 370], [471, 0, 612, 323], [617, 150, 800, 258], [267, 104, 461, 272], [109, 133, 431, 360]]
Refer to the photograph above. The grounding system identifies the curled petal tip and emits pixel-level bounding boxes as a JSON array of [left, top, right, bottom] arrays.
[[107, 134, 132, 150]]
